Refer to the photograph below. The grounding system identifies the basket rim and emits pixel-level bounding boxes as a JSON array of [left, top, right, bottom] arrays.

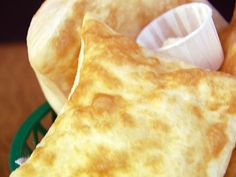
[[8, 102, 52, 172]]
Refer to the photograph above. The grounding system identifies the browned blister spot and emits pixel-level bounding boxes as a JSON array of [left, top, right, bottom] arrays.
[[106, 6, 118, 30], [133, 139, 162, 153], [93, 115, 114, 133], [92, 94, 116, 114], [139, 56, 160, 68], [143, 71, 158, 82], [83, 146, 130, 176], [91, 94, 128, 132], [72, 110, 92, 134], [143, 88, 162, 103], [206, 101, 221, 112], [205, 79, 227, 112], [44, 152, 56, 166], [144, 155, 163, 173], [176, 69, 203, 86], [120, 112, 136, 128], [32, 147, 56, 166], [196, 163, 208, 176], [129, 61, 160, 83], [207, 123, 228, 157], [87, 63, 122, 89], [151, 119, 171, 133], [189, 104, 203, 119], [158, 69, 205, 89]]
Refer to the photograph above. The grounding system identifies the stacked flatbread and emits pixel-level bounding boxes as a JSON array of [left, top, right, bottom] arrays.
[[11, 16, 236, 177], [27, 0, 226, 113]]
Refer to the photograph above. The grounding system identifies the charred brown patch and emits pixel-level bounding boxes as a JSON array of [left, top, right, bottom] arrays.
[[151, 119, 171, 133], [144, 155, 163, 173], [83, 145, 130, 176], [189, 104, 203, 119], [120, 112, 136, 128], [207, 123, 228, 157]]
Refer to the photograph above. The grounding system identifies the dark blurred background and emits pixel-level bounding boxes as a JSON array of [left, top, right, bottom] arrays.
[[0, 0, 44, 42], [0, 1, 45, 177], [210, 0, 235, 21], [0, 0, 235, 42]]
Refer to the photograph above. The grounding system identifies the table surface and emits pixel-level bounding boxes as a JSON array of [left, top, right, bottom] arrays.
[[0, 43, 44, 177]]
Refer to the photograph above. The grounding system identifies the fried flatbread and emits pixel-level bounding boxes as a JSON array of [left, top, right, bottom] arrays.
[[11, 16, 236, 177], [27, 0, 226, 113]]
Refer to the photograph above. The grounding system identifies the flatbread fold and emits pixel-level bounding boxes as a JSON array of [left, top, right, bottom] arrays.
[[27, 0, 226, 113], [11, 16, 236, 177]]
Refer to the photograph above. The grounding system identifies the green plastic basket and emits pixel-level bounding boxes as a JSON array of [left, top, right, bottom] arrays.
[[9, 102, 57, 172]]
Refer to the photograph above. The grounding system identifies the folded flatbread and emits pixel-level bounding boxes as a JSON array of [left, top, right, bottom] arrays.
[[27, 0, 226, 113], [11, 16, 236, 177]]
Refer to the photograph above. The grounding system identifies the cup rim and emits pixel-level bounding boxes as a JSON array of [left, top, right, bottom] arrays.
[[137, 2, 213, 52]]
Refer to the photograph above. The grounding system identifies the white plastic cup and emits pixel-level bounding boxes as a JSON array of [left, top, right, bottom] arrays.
[[136, 3, 224, 70]]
